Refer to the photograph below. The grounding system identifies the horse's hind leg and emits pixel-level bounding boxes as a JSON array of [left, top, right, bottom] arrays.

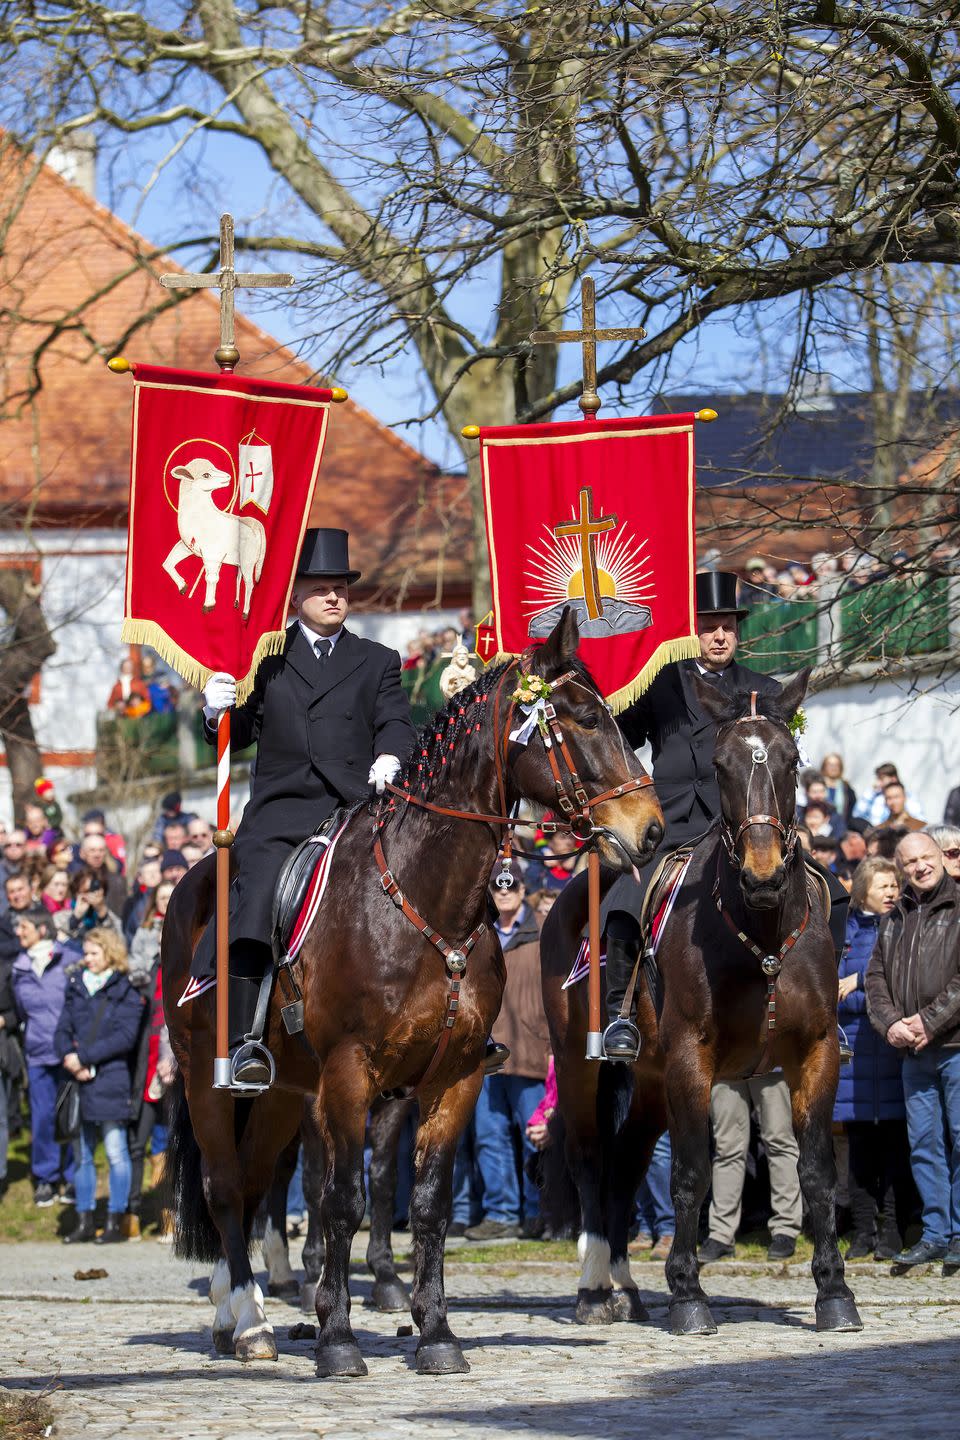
[[262, 1129, 300, 1299], [664, 1051, 718, 1336], [366, 1095, 415, 1312], [786, 1038, 862, 1332], [313, 1048, 371, 1378], [205, 1149, 277, 1361], [603, 1073, 665, 1324], [558, 1072, 615, 1324], [408, 1071, 483, 1374]]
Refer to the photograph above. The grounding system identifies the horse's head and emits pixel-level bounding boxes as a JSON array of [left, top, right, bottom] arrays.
[[507, 608, 665, 871], [172, 459, 232, 494], [695, 668, 811, 909]]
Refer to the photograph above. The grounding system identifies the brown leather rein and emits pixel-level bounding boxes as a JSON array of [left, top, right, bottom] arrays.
[[373, 661, 653, 1094]]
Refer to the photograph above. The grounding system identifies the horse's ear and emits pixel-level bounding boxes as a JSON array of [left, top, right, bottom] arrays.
[[690, 673, 730, 725], [171, 465, 191, 482], [777, 666, 812, 723], [532, 606, 580, 675]]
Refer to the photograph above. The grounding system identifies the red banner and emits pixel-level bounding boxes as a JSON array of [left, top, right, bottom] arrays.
[[122, 364, 333, 701], [480, 413, 699, 709]]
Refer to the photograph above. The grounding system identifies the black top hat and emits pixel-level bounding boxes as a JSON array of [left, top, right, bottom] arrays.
[[296, 528, 361, 584], [695, 570, 747, 620]]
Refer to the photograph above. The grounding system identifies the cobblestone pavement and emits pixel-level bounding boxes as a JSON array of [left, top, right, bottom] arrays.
[[2, 1239, 959, 1438]]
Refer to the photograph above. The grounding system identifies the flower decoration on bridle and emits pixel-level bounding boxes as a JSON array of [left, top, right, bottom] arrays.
[[787, 706, 807, 739], [509, 672, 554, 746]]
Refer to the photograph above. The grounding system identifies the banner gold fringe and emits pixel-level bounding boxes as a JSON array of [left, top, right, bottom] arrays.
[[484, 633, 701, 715], [120, 618, 287, 706]]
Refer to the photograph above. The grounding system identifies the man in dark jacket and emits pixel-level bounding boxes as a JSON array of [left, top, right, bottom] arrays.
[[866, 831, 960, 1268], [602, 571, 781, 1059], [197, 528, 416, 1087]]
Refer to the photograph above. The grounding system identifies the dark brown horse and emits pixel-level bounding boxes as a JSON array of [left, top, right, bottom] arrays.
[[542, 669, 862, 1335], [163, 609, 665, 1376]]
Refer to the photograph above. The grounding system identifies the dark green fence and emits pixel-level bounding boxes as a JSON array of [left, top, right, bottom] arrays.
[[838, 576, 950, 662], [739, 600, 820, 675], [95, 709, 256, 781]]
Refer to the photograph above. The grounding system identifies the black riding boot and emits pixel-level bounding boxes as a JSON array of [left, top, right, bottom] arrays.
[[602, 924, 642, 1063], [229, 964, 275, 1089]]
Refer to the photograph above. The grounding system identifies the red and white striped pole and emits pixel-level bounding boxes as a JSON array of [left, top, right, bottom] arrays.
[[212, 707, 234, 1088]]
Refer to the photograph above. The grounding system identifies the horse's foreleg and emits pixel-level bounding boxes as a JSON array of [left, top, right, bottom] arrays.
[[664, 1049, 717, 1336], [605, 1093, 664, 1325], [313, 1049, 371, 1378], [262, 1130, 300, 1299], [366, 1096, 414, 1313], [300, 1099, 326, 1312], [785, 1037, 862, 1332], [408, 1070, 483, 1374], [204, 1152, 277, 1361], [558, 1073, 614, 1325]]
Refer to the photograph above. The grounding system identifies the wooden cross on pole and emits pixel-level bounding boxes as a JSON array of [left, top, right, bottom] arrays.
[[530, 276, 646, 417], [159, 214, 294, 372]]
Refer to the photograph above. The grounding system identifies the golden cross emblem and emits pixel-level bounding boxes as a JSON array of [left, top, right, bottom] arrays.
[[553, 486, 617, 621], [159, 214, 294, 372], [530, 276, 647, 417]]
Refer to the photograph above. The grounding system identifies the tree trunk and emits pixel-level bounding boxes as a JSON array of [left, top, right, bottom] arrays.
[[0, 568, 57, 820]]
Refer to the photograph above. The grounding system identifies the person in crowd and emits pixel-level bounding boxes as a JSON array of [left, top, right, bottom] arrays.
[[796, 824, 813, 854], [521, 827, 586, 893], [866, 826, 905, 860], [179, 842, 206, 870], [80, 810, 126, 874], [0, 831, 28, 913], [125, 882, 176, 1240], [810, 835, 840, 872], [0, 912, 21, 1201], [186, 818, 214, 855], [65, 869, 123, 953], [820, 753, 857, 825], [854, 763, 925, 828], [740, 557, 776, 606], [122, 854, 163, 942], [836, 857, 915, 1259], [631, 1133, 675, 1261], [467, 881, 550, 1240], [11, 911, 74, 1206], [160, 850, 188, 887], [866, 833, 960, 1267], [159, 820, 188, 855], [23, 802, 50, 853], [151, 791, 196, 844], [40, 867, 72, 917], [107, 657, 151, 717], [0, 872, 39, 966], [840, 831, 867, 866], [833, 859, 856, 893], [71, 834, 127, 914], [923, 826, 960, 882], [700, 1071, 803, 1263], [945, 784, 960, 829], [56, 928, 145, 1244], [877, 782, 924, 833], [46, 836, 74, 873], [22, 849, 49, 899], [801, 799, 845, 843], [141, 653, 178, 714], [529, 889, 557, 925]]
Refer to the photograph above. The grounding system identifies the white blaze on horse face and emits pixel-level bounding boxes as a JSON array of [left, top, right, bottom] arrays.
[[578, 1231, 612, 1291], [262, 1217, 295, 1288]]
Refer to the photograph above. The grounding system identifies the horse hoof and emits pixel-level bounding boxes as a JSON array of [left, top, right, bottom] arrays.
[[610, 1289, 649, 1324], [316, 1342, 368, 1378], [669, 1299, 718, 1336], [369, 1279, 409, 1313], [212, 1327, 235, 1355], [235, 1326, 278, 1362], [575, 1287, 618, 1325], [301, 1280, 318, 1313], [416, 1341, 470, 1375], [816, 1297, 863, 1332], [268, 1277, 300, 1299]]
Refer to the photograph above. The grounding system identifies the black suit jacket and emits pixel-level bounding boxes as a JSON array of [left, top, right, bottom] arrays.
[[208, 624, 415, 945], [619, 657, 782, 844]]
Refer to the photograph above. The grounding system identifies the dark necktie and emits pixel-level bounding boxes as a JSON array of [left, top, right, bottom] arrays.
[[315, 637, 332, 665]]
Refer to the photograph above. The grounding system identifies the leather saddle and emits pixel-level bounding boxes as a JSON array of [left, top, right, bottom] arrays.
[[272, 808, 347, 961]]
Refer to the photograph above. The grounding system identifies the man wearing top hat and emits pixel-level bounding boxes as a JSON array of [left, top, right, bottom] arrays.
[[199, 528, 416, 1087], [601, 570, 782, 1061]]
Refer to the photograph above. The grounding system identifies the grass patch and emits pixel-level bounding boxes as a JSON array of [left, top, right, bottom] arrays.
[[0, 1388, 56, 1439], [0, 1132, 168, 1244]]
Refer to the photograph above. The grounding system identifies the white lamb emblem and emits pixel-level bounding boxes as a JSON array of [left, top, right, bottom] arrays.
[[163, 457, 266, 618]]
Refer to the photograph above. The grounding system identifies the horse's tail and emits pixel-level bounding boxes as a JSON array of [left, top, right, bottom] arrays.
[[166, 1074, 222, 1263], [597, 1057, 634, 1149], [539, 1110, 581, 1239]]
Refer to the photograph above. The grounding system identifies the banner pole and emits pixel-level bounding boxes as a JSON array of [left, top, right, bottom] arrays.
[[212, 709, 233, 1088], [586, 848, 604, 1059]]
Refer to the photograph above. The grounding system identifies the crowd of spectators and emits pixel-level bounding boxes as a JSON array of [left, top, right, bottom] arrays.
[[728, 545, 957, 609], [0, 788, 209, 1242]]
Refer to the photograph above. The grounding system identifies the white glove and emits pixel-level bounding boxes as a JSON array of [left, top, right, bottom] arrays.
[[202, 672, 237, 720], [368, 754, 401, 794]]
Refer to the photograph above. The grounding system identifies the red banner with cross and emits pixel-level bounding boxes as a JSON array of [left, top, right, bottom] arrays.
[[122, 364, 334, 701], [479, 412, 699, 708]]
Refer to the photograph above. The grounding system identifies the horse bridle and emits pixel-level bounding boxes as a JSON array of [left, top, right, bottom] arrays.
[[371, 659, 654, 1093], [717, 691, 798, 868]]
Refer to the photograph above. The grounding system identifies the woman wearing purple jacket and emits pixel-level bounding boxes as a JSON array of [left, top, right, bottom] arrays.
[[11, 911, 75, 1207]]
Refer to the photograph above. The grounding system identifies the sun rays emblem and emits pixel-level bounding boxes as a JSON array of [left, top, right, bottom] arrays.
[[525, 486, 655, 639]]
